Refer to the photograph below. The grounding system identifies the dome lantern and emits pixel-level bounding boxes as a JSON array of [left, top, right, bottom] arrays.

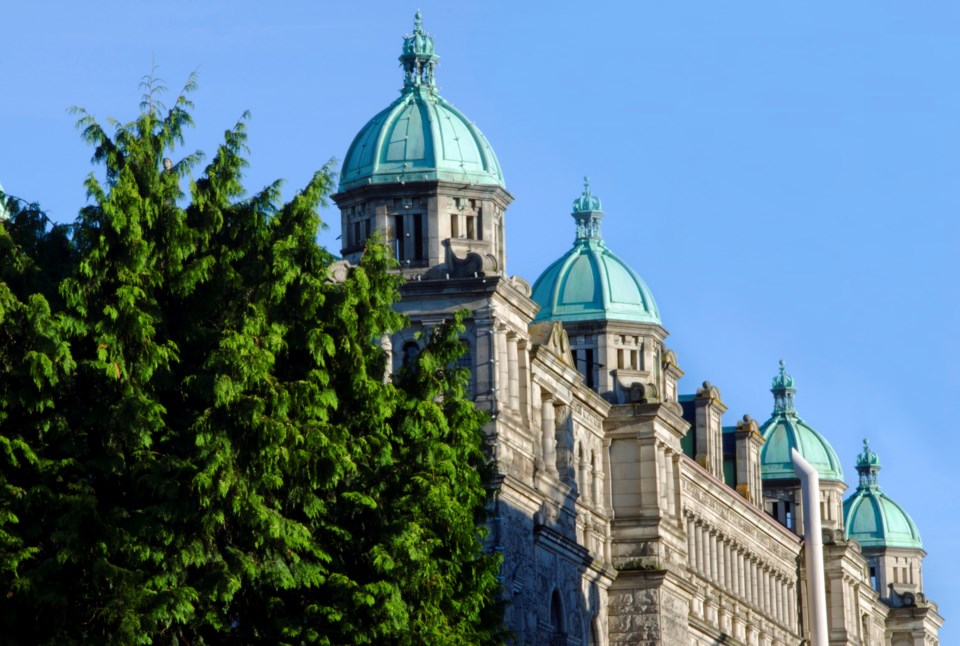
[[771, 359, 796, 414], [856, 438, 882, 488], [400, 11, 439, 92], [572, 176, 603, 240]]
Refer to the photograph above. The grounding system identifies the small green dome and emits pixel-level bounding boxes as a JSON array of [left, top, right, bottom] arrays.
[[531, 179, 661, 325], [759, 361, 844, 482], [843, 440, 922, 549], [338, 13, 504, 192]]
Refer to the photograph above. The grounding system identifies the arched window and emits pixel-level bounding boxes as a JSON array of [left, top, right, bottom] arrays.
[[402, 341, 420, 367], [455, 339, 474, 397], [550, 589, 566, 638]]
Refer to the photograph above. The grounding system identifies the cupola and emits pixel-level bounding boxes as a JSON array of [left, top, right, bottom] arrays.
[[531, 178, 660, 325], [338, 12, 504, 192], [843, 440, 922, 549], [759, 361, 843, 482]]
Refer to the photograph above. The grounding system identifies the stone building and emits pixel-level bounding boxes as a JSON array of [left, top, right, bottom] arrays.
[[331, 14, 943, 645]]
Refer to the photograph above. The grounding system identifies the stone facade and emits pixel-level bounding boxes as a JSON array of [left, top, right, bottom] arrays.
[[332, 15, 943, 646]]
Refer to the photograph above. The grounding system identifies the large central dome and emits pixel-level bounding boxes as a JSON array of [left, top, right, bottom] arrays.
[[338, 12, 504, 192], [531, 180, 661, 325]]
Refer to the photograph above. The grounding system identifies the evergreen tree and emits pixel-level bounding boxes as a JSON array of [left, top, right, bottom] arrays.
[[0, 77, 501, 644]]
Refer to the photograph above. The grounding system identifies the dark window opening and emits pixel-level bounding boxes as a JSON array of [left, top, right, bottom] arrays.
[[585, 348, 595, 389], [402, 341, 420, 367], [394, 214, 425, 262], [413, 213, 424, 260]]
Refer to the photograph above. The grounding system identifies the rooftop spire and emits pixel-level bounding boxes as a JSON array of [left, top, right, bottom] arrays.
[[572, 176, 604, 240], [770, 359, 797, 414], [400, 11, 439, 92], [855, 438, 882, 488]]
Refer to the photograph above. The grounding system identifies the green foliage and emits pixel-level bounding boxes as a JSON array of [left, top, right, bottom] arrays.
[[0, 77, 502, 644]]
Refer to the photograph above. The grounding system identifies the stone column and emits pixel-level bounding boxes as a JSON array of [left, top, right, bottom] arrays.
[[517, 339, 529, 422], [737, 549, 747, 599], [750, 558, 758, 606], [764, 568, 771, 617], [704, 528, 717, 582], [686, 517, 696, 570], [656, 444, 667, 512], [496, 327, 509, 407], [665, 449, 677, 516], [776, 576, 783, 625], [578, 446, 590, 503], [717, 536, 726, 588], [699, 523, 709, 577], [541, 396, 556, 473], [507, 333, 520, 410], [592, 453, 602, 508], [788, 585, 796, 631]]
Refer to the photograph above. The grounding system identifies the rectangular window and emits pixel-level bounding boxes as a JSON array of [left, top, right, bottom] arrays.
[[617, 349, 624, 369], [394, 215, 404, 260], [870, 567, 878, 591], [466, 215, 476, 239], [585, 349, 595, 388], [413, 213, 424, 260], [450, 213, 459, 238], [476, 210, 483, 240], [353, 221, 361, 246], [630, 350, 639, 370]]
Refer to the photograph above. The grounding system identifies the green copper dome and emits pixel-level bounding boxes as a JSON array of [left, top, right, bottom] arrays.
[[759, 361, 844, 482], [843, 440, 922, 549], [338, 13, 504, 192], [531, 179, 661, 325]]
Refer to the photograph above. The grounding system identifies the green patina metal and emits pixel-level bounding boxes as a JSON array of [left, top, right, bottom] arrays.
[[531, 178, 661, 325], [338, 12, 504, 192], [759, 361, 844, 482], [843, 439, 923, 549]]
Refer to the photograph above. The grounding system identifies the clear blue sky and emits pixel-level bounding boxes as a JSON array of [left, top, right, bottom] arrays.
[[4, 1, 958, 635]]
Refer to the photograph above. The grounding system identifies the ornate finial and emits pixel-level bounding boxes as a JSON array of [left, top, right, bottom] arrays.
[[571, 176, 604, 240], [400, 12, 439, 92], [856, 437, 881, 488], [770, 360, 797, 414]]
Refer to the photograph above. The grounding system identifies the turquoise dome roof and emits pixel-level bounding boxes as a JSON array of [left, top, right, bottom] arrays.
[[338, 13, 504, 192], [531, 179, 661, 325], [759, 361, 844, 482], [843, 440, 922, 549]]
